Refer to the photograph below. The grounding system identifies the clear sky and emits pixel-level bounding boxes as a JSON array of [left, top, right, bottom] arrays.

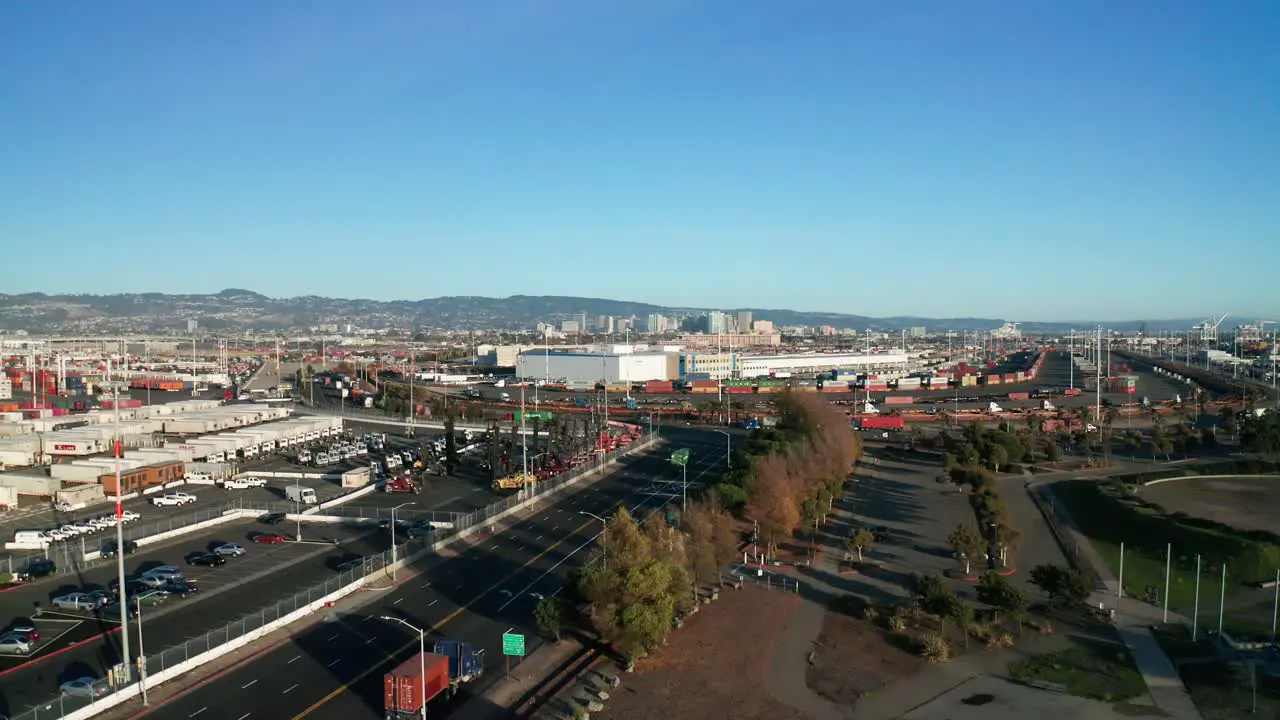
[[2, 1, 1277, 322]]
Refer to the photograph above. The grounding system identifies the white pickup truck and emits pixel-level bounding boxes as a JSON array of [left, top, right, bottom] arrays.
[[152, 493, 197, 507]]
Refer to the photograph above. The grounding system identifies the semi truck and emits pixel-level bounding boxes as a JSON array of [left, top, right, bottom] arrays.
[[853, 416, 905, 432], [383, 641, 484, 718], [285, 485, 318, 504]]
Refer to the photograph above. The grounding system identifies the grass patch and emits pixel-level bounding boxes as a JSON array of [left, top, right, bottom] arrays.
[[1009, 640, 1147, 702], [1179, 662, 1280, 720], [1051, 481, 1278, 640]]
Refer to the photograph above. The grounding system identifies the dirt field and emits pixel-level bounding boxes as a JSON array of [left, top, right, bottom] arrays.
[[596, 585, 807, 720], [806, 609, 926, 707], [1140, 475, 1280, 535]]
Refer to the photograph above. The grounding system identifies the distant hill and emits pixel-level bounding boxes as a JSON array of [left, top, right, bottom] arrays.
[[0, 290, 1204, 334]]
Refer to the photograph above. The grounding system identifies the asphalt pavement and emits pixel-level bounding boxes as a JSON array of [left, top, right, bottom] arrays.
[[0, 521, 389, 716], [119, 427, 727, 720]]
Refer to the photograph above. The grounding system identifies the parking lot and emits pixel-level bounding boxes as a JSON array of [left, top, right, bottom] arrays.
[[0, 519, 384, 673]]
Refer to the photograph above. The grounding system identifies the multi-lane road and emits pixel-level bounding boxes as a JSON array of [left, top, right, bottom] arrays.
[[110, 427, 725, 720]]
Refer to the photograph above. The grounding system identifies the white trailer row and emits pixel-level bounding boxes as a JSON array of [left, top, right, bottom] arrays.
[[163, 416, 340, 463]]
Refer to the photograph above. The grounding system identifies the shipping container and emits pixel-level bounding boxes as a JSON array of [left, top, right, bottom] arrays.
[[856, 416, 906, 431], [1002, 373, 1018, 383], [689, 380, 719, 388], [724, 386, 754, 394], [983, 375, 1002, 386], [820, 383, 850, 393], [884, 396, 914, 405], [99, 460, 185, 495], [896, 378, 922, 389], [1007, 392, 1030, 401], [644, 380, 675, 394], [689, 386, 719, 394], [866, 384, 889, 392], [723, 379, 755, 387], [794, 385, 818, 393], [384, 652, 451, 717]]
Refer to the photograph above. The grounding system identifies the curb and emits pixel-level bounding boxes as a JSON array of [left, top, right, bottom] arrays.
[[953, 565, 1019, 582]]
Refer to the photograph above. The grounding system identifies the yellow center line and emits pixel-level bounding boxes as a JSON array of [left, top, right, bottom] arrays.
[[291, 514, 595, 719]]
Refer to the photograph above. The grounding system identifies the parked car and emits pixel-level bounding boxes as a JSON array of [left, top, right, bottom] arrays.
[[101, 539, 139, 558], [16, 558, 56, 581], [162, 580, 199, 598], [170, 492, 198, 503], [0, 635, 34, 654], [151, 495, 182, 507], [51, 592, 103, 612], [212, 543, 245, 557], [250, 532, 287, 544], [185, 552, 225, 567], [60, 677, 110, 698], [6, 619, 39, 642], [120, 510, 141, 522], [257, 513, 286, 526]]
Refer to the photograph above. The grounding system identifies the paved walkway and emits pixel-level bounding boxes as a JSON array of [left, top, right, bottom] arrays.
[[1030, 479, 1204, 720]]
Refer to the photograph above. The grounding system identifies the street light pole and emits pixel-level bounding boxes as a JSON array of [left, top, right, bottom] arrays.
[[713, 429, 731, 468], [390, 502, 414, 582], [380, 616, 427, 720], [136, 597, 149, 705], [580, 511, 608, 569]]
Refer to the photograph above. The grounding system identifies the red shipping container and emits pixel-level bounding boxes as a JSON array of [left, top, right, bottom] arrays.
[[985, 375, 1002, 386], [1002, 373, 1018, 383], [725, 386, 754, 394], [384, 653, 450, 714], [866, 384, 889, 392], [52, 408, 69, 416], [884, 396, 914, 405], [859, 416, 905, 430], [821, 385, 850, 393], [1007, 392, 1030, 401], [121, 399, 143, 409], [1065, 388, 1082, 396], [690, 380, 719, 388], [644, 380, 674, 393]]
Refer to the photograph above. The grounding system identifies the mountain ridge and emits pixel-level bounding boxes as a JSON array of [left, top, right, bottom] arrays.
[[0, 290, 1208, 334]]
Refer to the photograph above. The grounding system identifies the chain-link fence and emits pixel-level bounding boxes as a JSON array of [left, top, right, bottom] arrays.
[[1026, 482, 1102, 587], [9, 433, 657, 720], [1, 497, 269, 582]]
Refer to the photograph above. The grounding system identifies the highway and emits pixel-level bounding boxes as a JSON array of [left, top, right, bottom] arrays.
[[0, 520, 391, 716], [122, 427, 726, 720]]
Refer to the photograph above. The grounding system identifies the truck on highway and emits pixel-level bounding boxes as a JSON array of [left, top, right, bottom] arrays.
[[285, 485, 318, 504], [383, 642, 485, 718], [854, 416, 905, 432], [1040, 400, 1054, 411]]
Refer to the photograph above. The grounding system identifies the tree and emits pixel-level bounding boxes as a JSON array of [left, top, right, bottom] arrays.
[[947, 523, 984, 575], [845, 527, 875, 564], [987, 444, 1009, 473], [976, 572, 1029, 629], [1029, 564, 1091, 605], [1044, 442, 1062, 463], [745, 455, 799, 559], [994, 523, 1020, 567], [682, 502, 718, 585], [535, 596, 571, 641]]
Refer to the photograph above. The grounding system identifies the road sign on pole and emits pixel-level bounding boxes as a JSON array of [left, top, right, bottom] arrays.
[[502, 632, 526, 657], [670, 448, 690, 467]]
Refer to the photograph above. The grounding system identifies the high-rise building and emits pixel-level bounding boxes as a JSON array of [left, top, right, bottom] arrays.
[[752, 319, 774, 334], [646, 313, 667, 333], [186, 319, 198, 333], [560, 319, 580, 333], [706, 311, 730, 335], [908, 326, 927, 338], [736, 311, 753, 334]]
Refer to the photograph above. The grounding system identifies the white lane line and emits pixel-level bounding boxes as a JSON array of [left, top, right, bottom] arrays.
[[288, 655, 301, 664], [535, 535, 543, 541], [190, 708, 207, 718], [241, 680, 257, 689], [428, 599, 438, 606], [394, 597, 404, 605], [327, 658, 341, 667], [236, 714, 251, 720], [420, 582, 431, 589], [283, 684, 299, 694], [496, 451, 723, 612], [328, 634, 340, 641]]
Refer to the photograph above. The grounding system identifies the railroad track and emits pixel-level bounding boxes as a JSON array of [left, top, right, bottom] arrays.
[[512, 643, 605, 718]]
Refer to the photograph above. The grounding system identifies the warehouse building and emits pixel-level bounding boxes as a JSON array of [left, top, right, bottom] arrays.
[[675, 351, 911, 380], [516, 351, 676, 387]]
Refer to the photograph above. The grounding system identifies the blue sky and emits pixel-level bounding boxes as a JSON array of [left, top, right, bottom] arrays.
[[2, 1, 1277, 322]]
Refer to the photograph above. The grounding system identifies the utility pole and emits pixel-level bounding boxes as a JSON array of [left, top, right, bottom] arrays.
[[1095, 326, 1102, 423]]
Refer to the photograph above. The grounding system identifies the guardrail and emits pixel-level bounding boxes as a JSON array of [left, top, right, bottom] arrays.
[[12, 432, 661, 720]]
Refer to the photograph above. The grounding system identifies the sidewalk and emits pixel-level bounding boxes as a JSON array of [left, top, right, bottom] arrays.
[[1031, 480, 1204, 720]]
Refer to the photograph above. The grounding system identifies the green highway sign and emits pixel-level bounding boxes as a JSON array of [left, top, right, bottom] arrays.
[[670, 448, 690, 467], [502, 632, 526, 657]]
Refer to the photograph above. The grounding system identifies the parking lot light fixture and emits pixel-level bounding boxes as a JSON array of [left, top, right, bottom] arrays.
[[579, 511, 608, 569], [390, 502, 416, 581]]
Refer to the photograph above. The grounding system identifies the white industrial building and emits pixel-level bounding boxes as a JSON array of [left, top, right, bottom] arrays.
[[678, 351, 912, 380], [516, 351, 675, 387]]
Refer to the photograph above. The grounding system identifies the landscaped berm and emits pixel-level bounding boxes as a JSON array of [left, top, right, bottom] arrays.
[[595, 585, 807, 720]]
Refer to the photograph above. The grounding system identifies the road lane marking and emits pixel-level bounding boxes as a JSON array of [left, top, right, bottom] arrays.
[[284, 684, 298, 694], [241, 680, 257, 689], [393, 597, 403, 605], [288, 655, 300, 664], [327, 659, 340, 667], [428, 599, 437, 606], [328, 634, 339, 641], [236, 714, 250, 720], [292, 442, 720, 720], [189, 709, 207, 717]]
